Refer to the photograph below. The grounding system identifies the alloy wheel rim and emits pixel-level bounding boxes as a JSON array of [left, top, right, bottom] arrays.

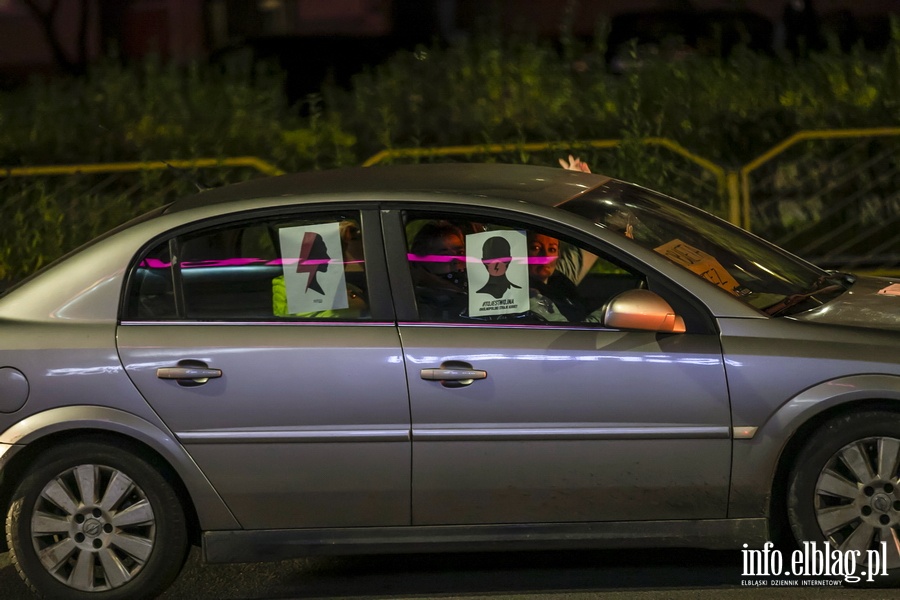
[[29, 463, 156, 591], [814, 436, 900, 569]]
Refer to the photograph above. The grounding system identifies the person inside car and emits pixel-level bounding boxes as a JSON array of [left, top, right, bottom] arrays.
[[527, 231, 591, 322], [410, 156, 607, 323], [524, 156, 615, 322], [408, 220, 469, 318], [272, 218, 368, 318]]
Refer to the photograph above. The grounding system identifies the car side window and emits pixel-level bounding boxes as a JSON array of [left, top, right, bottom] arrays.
[[403, 211, 645, 325], [124, 212, 369, 321]]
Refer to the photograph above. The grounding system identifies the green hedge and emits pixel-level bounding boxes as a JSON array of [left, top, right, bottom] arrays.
[[3, 19, 898, 171], [1, 17, 898, 283]]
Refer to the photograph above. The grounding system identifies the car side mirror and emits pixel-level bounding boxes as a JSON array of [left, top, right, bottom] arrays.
[[602, 289, 686, 333]]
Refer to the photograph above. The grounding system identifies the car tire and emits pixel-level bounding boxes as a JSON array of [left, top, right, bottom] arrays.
[[5, 440, 190, 600], [787, 411, 900, 585]]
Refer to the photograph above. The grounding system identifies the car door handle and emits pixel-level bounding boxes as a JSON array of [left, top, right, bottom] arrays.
[[420, 361, 487, 388], [156, 365, 222, 386]]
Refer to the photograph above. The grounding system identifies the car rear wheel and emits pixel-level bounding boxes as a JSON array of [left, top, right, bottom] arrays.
[[5, 440, 189, 600], [787, 411, 900, 583]]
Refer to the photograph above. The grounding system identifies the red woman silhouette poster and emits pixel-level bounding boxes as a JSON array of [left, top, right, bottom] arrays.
[[279, 222, 348, 314]]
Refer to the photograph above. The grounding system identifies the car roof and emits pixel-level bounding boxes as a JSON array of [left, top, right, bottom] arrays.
[[164, 163, 613, 214]]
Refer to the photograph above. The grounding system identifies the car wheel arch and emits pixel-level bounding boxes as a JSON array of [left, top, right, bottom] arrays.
[[766, 395, 900, 544], [756, 373, 900, 466], [0, 406, 239, 533], [729, 374, 900, 522], [4, 435, 196, 598], [3, 428, 202, 542]]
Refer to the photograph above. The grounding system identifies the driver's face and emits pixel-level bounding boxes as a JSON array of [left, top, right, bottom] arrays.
[[426, 234, 465, 275], [528, 234, 559, 283]]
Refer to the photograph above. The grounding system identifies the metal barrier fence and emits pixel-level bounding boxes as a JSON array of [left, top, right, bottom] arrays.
[[364, 139, 736, 221], [366, 129, 900, 275], [739, 128, 900, 274], [2, 130, 897, 283]]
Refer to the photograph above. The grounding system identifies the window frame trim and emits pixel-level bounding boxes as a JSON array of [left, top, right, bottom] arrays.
[[119, 204, 394, 324], [380, 203, 717, 334]]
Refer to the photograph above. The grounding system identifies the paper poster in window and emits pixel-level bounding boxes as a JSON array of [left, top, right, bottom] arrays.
[[279, 222, 348, 314], [654, 239, 742, 295], [467, 230, 530, 316]]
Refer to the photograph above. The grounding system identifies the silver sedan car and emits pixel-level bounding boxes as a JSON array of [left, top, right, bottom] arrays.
[[1, 163, 899, 598]]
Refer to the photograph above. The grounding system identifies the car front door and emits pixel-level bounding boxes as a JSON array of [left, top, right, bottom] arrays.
[[387, 208, 732, 525], [117, 208, 411, 529]]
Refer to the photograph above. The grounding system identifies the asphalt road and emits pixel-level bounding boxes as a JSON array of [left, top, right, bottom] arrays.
[[4, 546, 900, 599]]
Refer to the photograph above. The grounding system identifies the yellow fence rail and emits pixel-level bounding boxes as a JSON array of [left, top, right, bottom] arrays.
[[363, 128, 900, 234], [3, 127, 896, 232], [739, 127, 900, 231], [2, 157, 285, 178], [362, 130, 899, 274], [2, 128, 896, 274], [364, 138, 737, 221]]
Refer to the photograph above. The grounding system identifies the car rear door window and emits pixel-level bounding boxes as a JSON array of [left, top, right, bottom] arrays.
[[124, 212, 370, 321]]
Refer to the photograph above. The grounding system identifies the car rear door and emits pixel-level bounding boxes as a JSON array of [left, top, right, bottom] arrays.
[[117, 207, 411, 529]]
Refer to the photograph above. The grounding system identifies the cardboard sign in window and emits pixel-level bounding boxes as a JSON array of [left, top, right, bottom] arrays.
[[655, 239, 742, 296], [467, 230, 530, 316], [279, 223, 348, 314]]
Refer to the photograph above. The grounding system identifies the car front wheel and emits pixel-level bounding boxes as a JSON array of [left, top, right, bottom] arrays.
[[787, 411, 900, 583], [5, 440, 189, 600]]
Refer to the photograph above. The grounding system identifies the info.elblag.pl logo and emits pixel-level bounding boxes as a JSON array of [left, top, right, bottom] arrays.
[[741, 541, 890, 586]]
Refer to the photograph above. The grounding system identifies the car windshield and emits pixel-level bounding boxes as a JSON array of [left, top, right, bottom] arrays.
[[560, 180, 851, 315]]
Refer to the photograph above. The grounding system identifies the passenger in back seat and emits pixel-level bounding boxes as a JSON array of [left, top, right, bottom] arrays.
[[272, 219, 369, 318]]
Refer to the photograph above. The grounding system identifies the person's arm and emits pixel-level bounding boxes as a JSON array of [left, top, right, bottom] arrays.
[[559, 155, 599, 282], [574, 248, 599, 284], [556, 243, 599, 286]]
